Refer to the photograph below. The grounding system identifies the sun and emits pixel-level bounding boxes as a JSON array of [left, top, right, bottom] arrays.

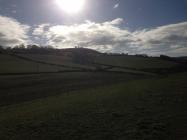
[[55, 0, 85, 14]]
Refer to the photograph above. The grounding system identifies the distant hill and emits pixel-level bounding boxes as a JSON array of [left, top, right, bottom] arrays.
[[5, 47, 100, 56], [0, 47, 186, 75]]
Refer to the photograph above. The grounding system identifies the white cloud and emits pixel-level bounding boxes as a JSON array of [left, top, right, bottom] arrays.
[[0, 16, 178, 56], [133, 22, 187, 56], [31, 19, 187, 56], [113, 3, 119, 9], [0, 15, 30, 47], [33, 18, 134, 52], [1, 14, 186, 56], [32, 24, 50, 36], [104, 18, 124, 25]]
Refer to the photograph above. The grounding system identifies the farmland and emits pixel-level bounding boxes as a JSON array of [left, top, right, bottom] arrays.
[[0, 48, 186, 140]]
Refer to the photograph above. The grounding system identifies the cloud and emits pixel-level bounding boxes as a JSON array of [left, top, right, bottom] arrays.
[[33, 18, 187, 56], [32, 19, 187, 56], [1, 14, 186, 56], [133, 22, 187, 56], [33, 18, 134, 52], [113, 3, 119, 9], [0, 15, 30, 47], [104, 18, 124, 25], [32, 24, 50, 36]]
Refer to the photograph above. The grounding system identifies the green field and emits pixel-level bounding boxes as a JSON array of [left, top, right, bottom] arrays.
[[94, 55, 178, 69], [0, 72, 186, 140], [0, 72, 146, 106], [0, 52, 179, 74], [18, 54, 96, 70], [0, 54, 76, 73], [0, 50, 186, 140]]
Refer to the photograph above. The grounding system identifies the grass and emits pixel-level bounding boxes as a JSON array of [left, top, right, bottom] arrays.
[[18, 54, 96, 70], [0, 54, 75, 73], [0, 72, 186, 140], [0, 51, 186, 139], [0, 72, 146, 106], [1, 52, 179, 77], [95, 55, 178, 69]]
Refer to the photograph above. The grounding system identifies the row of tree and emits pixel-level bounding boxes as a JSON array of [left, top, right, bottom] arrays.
[[0, 44, 172, 59]]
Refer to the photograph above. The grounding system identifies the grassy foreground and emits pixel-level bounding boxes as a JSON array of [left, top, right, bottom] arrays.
[[0, 72, 186, 140]]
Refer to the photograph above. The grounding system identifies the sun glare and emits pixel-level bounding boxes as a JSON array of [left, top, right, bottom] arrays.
[[55, 0, 85, 14]]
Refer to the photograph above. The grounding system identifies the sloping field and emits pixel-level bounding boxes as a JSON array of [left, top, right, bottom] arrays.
[[0, 72, 147, 106], [0, 72, 186, 140], [0, 53, 163, 75], [95, 55, 178, 69], [0, 54, 79, 74], [18, 54, 96, 70]]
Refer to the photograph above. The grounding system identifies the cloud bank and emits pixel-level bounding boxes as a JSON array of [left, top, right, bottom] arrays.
[[33, 18, 187, 56], [133, 22, 187, 56], [0, 15, 30, 47], [0, 15, 186, 56]]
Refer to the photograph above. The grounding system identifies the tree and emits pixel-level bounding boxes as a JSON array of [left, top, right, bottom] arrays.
[[160, 55, 172, 60], [0, 46, 4, 53]]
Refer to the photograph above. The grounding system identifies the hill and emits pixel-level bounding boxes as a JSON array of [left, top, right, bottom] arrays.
[[0, 47, 184, 75], [0, 47, 187, 140]]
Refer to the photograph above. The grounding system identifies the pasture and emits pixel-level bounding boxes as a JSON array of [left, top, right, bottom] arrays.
[[0, 49, 186, 140]]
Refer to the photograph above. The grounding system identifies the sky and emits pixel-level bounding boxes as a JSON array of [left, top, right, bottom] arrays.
[[0, 0, 187, 56]]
